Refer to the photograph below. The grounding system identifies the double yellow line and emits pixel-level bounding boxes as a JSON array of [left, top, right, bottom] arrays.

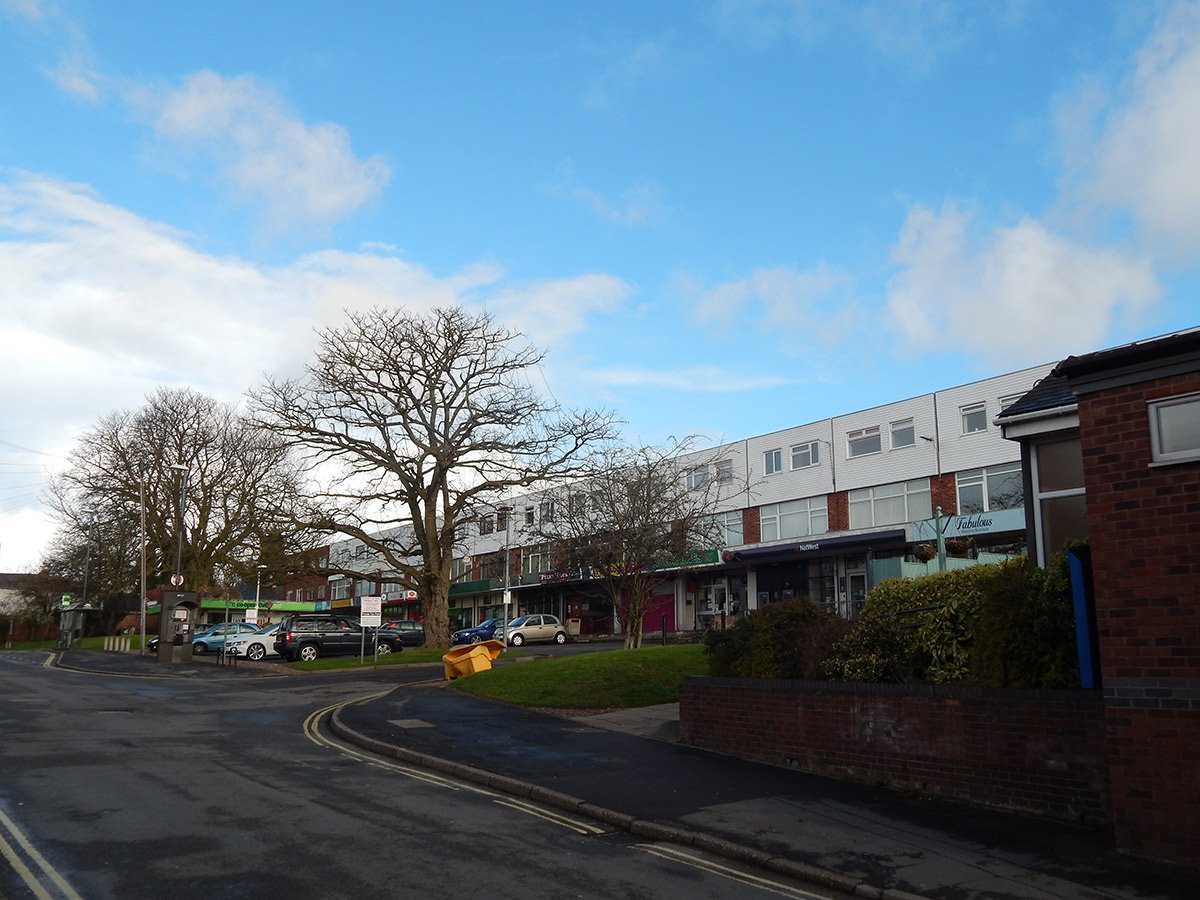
[[0, 808, 83, 900]]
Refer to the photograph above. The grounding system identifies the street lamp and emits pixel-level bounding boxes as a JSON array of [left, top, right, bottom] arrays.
[[254, 564, 267, 624], [499, 505, 513, 643], [139, 470, 148, 654], [167, 464, 190, 587]]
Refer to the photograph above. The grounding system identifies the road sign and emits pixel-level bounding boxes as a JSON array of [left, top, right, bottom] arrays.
[[360, 596, 382, 627], [170, 574, 183, 587]]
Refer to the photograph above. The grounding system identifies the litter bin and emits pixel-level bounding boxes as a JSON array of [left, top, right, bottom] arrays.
[[442, 639, 504, 681]]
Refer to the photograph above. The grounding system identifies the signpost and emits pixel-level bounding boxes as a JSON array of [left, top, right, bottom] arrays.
[[360, 596, 382, 661]]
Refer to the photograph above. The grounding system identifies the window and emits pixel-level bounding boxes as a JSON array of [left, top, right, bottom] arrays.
[[331, 578, 350, 601], [568, 492, 587, 517], [716, 459, 733, 484], [848, 479, 931, 528], [686, 465, 710, 490], [522, 543, 551, 575], [478, 514, 494, 536], [790, 441, 819, 469], [524, 506, 535, 526], [1149, 392, 1200, 463], [451, 556, 472, 581], [496, 508, 509, 532], [957, 462, 1023, 513], [705, 511, 743, 546], [961, 403, 988, 434], [760, 497, 828, 541], [999, 393, 1023, 411], [890, 418, 915, 449], [538, 500, 556, 522], [1033, 436, 1087, 563], [847, 426, 881, 457], [763, 448, 783, 475]]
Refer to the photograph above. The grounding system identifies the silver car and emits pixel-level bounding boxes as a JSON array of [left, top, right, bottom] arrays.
[[497, 614, 568, 646]]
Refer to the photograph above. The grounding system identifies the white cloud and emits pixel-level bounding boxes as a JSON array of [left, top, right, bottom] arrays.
[[0, 173, 630, 567], [590, 364, 787, 392], [584, 40, 665, 107], [885, 201, 1161, 365], [1066, 3, 1200, 262], [130, 70, 391, 234], [681, 263, 858, 342]]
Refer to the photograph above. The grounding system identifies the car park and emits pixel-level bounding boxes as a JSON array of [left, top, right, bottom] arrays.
[[273, 614, 408, 662], [146, 623, 220, 654], [377, 620, 426, 647], [450, 618, 503, 645], [225, 624, 281, 661], [495, 614, 568, 647]]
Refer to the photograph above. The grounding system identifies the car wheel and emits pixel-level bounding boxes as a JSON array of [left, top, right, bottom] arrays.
[[554, 631, 567, 644], [192, 642, 207, 655], [247, 643, 266, 661], [509, 633, 524, 647], [470, 634, 483, 644], [298, 644, 320, 662], [375, 642, 392, 655]]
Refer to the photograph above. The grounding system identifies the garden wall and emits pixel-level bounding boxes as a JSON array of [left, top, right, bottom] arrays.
[[679, 676, 1110, 825]]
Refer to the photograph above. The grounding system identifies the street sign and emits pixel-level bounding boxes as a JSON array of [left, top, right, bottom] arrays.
[[360, 596, 382, 627], [170, 574, 184, 587]]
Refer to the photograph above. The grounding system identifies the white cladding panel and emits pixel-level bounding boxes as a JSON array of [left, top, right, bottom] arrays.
[[743, 422, 836, 506], [936, 365, 1053, 474], [832, 394, 939, 492]]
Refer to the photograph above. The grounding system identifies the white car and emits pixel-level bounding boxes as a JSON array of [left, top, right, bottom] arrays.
[[225, 624, 281, 661]]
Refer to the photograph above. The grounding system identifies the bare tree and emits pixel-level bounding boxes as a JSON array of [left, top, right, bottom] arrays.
[[534, 437, 737, 649], [251, 305, 618, 647], [45, 387, 311, 608]]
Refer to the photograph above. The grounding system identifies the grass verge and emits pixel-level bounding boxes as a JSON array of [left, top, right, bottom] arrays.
[[450, 643, 708, 709]]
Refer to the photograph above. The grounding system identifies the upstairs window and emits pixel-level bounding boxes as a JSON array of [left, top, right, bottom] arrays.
[[716, 459, 733, 484], [539, 500, 556, 523], [524, 506, 535, 526], [961, 403, 988, 434], [478, 515, 494, 536], [764, 448, 783, 475], [847, 426, 881, 457], [890, 418, 915, 449], [1149, 392, 1200, 464], [790, 441, 820, 469], [686, 466, 710, 490]]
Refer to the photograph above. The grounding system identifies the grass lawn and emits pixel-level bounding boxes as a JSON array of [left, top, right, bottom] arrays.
[[450, 643, 709, 709]]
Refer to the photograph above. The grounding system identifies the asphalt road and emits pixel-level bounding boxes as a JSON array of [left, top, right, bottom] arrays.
[[0, 651, 842, 900]]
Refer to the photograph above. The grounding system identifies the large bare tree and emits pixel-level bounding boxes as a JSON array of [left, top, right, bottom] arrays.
[[534, 438, 738, 649], [251, 305, 617, 647], [45, 387, 310, 610]]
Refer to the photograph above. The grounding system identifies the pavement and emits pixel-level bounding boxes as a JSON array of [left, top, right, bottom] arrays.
[[48, 648, 1200, 899]]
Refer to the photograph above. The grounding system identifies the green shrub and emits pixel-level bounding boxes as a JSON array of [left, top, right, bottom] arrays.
[[967, 552, 1078, 689], [705, 599, 849, 680], [823, 555, 1081, 688]]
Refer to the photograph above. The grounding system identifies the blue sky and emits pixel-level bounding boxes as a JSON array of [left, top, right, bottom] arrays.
[[2, 0, 1199, 571]]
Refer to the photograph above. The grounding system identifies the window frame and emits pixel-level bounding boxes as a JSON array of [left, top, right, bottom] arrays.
[[790, 440, 820, 470], [686, 465, 710, 490], [890, 418, 915, 450], [715, 459, 733, 484], [847, 426, 882, 458], [848, 478, 931, 528], [1148, 391, 1200, 464], [960, 402, 988, 434], [759, 496, 829, 542], [763, 448, 783, 476]]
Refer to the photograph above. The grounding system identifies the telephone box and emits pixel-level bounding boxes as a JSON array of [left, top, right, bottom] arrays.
[[157, 591, 199, 663]]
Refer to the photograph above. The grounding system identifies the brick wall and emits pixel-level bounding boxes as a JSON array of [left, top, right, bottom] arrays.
[[680, 676, 1110, 825], [1076, 371, 1200, 868], [930, 473, 958, 514]]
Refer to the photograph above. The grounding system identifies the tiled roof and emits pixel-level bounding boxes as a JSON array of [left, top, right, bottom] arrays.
[[996, 372, 1076, 420]]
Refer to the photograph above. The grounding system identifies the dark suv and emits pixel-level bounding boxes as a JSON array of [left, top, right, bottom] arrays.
[[274, 614, 407, 662]]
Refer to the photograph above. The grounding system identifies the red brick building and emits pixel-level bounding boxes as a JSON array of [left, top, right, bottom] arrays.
[[1001, 328, 1200, 868]]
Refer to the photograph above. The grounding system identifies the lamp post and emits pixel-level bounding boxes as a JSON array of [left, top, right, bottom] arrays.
[[167, 464, 190, 587], [253, 564, 267, 625], [139, 470, 148, 654], [500, 505, 512, 643]]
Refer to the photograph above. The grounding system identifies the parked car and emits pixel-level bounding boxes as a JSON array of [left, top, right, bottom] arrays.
[[377, 620, 426, 647], [273, 614, 407, 662], [225, 624, 281, 661], [192, 622, 261, 655], [146, 623, 220, 654], [450, 618, 503, 645], [496, 614, 568, 646]]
